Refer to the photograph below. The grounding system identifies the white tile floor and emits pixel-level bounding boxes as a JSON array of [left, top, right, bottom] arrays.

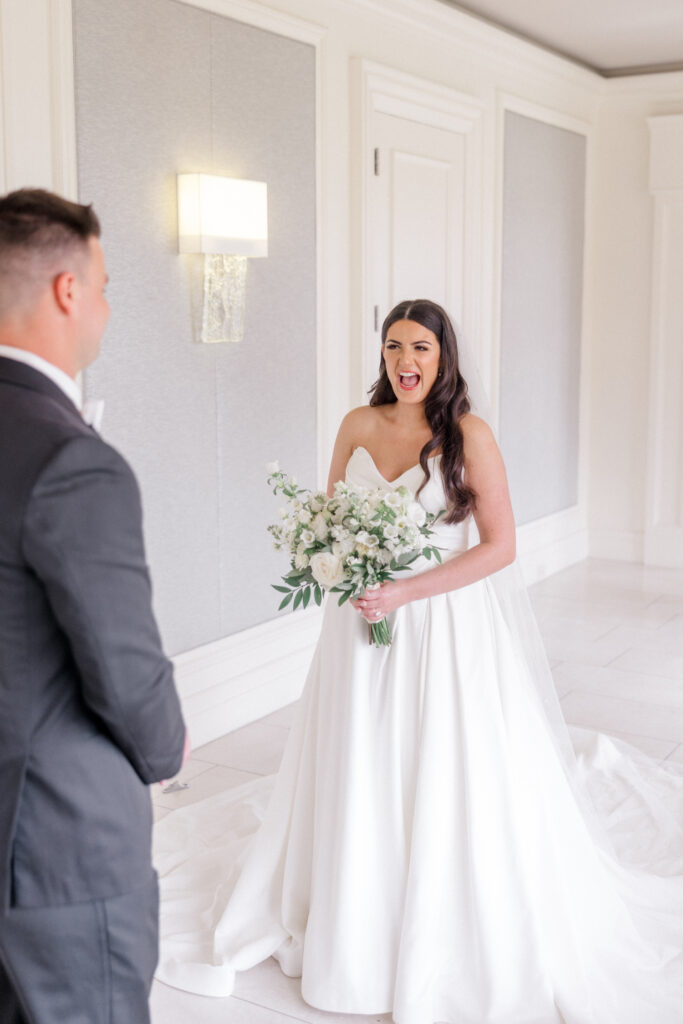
[[150, 557, 683, 1022]]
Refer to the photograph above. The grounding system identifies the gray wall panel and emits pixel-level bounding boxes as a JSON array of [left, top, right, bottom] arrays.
[[73, 0, 316, 653], [499, 112, 585, 526]]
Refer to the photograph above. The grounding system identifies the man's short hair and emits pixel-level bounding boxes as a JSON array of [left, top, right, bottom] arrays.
[[0, 189, 101, 318]]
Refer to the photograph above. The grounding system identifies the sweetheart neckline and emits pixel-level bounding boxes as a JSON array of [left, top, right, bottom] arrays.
[[352, 445, 441, 486]]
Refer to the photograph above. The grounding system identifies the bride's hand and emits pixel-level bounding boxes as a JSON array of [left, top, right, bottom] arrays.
[[352, 580, 408, 621]]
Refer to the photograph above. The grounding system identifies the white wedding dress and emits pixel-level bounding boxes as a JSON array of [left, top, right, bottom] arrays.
[[155, 447, 683, 1024]]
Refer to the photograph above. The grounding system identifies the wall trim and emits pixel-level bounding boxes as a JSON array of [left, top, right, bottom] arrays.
[[176, 0, 326, 45], [602, 69, 683, 97], [174, 606, 323, 747], [49, 0, 78, 198], [492, 95, 594, 427], [589, 528, 644, 563], [341, 0, 599, 92], [492, 92, 593, 565], [517, 505, 588, 585], [643, 181, 683, 569]]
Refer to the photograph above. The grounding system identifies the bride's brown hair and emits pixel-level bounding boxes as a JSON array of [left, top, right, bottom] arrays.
[[368, 298, 477, 524]]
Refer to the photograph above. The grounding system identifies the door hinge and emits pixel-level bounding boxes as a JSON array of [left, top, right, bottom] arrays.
[[373, 147, 379, 176]]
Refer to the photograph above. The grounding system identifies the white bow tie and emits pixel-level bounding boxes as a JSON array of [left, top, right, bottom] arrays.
[[82, 399, 105, 431]]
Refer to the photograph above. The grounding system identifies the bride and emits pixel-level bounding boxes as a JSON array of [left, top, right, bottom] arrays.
[[155, 299, 683, 1023]]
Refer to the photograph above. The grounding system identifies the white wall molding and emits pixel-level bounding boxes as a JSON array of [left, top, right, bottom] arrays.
[[517, 506, 589, 585], [590, 529, 645, 564], [176, 0, 326, 45], [340, 0, 599, 93], [0, 0, 54, 190], [602, 69, 683, 97], [491, 92, 594, 429], [174, 606, 322, 747], [492, 93, 593, 576], [48, 0, 78, 199], [644, 119, 683, 568]]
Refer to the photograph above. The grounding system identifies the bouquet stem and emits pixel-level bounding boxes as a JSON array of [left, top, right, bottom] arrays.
[[368, 617, 392, 647]]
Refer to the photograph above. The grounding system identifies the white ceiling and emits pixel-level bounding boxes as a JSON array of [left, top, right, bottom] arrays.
[[436, 0, 683, 76]]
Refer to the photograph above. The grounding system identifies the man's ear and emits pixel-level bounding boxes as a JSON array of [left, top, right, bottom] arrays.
[[53, 270, 77, 315]]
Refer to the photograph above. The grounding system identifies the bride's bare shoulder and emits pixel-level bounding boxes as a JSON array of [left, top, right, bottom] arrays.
[[337, 404, 384, 440], [459, 412, 493, 440]]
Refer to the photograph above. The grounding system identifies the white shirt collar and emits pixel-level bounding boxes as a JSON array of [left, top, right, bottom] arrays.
[[0, 345, 82, 411]]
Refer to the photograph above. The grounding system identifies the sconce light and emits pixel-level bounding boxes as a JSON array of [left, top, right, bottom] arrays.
[[177, 173, 268, 344]]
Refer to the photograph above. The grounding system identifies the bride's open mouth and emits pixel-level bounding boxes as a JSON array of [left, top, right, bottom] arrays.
[[398, 372, 420, 391]]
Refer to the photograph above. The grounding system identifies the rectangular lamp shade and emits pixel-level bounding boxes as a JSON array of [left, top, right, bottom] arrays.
[[177, 173, 268, 256]]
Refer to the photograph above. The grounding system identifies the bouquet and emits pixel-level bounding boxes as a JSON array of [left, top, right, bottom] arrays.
[[266, 460, 442, 646]]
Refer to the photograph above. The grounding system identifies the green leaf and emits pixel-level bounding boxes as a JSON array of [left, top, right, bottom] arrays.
[[399, 552, 420, 566], [337, 589, 353, 607], [302, 587, 311, 609], [293, 589, 303, 611], [314, 585, 322, 606], [433, 547, 443, 564], [272, 584, 292, 593], [278, 592, 294, 610], [423, 547, 432, 559]]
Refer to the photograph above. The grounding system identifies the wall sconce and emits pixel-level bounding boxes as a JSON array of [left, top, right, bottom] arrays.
[[177, 173, 268, 344]]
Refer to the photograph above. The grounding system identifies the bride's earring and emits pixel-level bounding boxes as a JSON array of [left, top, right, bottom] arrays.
[[438, 368, 443, 377]]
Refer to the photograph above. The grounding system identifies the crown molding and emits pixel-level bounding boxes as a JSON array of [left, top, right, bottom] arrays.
[[337, 0, 600, 92]]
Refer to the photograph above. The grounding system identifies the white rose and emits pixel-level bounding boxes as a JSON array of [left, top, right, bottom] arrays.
[[407, 502, 427, 527], [310, 552, 345, 590], [266, 460, 280, 474], [312, 513, 329, 542]]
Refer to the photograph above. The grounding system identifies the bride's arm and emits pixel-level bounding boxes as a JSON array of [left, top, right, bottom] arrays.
[[356, 415, 516, 620]]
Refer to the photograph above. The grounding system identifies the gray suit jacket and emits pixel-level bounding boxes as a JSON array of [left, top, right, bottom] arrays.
[[0, 356, 186, 913]]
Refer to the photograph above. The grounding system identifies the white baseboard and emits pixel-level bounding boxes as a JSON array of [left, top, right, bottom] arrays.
[[173, 606, 323, 749], [589, 528, 645, 563], [517, 505, 589, 585], [644, 526, 683, 569]]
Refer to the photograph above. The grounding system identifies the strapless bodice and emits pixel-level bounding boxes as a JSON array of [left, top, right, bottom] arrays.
[[345, 445, 476, 557]]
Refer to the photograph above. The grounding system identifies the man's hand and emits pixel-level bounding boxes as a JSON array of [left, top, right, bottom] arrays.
[[160, 728, 191, 788]]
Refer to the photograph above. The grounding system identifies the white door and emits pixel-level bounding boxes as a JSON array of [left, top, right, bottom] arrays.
[[364, 111, 468, 395]]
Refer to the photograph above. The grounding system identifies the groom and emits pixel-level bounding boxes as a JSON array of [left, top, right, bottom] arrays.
[[0, 189, 187, 1023]]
